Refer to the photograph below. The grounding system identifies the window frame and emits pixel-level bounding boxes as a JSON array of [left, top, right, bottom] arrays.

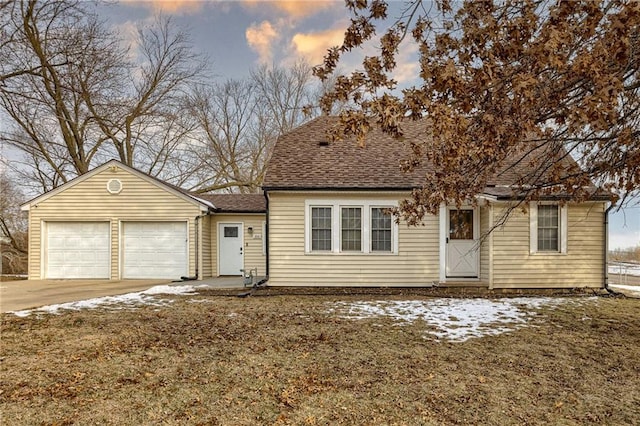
[[529, 202, 568, 255], [340, 206, 363, 252], [537, 204, 559, 252], [310, 206, 333, 252], [305, 199, 398, 255], [370, 206, 393, 252]]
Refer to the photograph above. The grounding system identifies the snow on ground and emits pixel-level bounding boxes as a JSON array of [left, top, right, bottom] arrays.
[[9, 285, 205, 317], [609, 284, 640, 297], [329, 297, 595, 342]]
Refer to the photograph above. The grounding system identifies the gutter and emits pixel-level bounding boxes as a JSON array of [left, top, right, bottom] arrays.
[[604, 202, 617, 291], [262, 186, 416, 192]]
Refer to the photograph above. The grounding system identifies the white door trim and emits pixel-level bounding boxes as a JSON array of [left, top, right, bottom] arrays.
[[439, 206, 480, 281], [217, 222, 244, 276]]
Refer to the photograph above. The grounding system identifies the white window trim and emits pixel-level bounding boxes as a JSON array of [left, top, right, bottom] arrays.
[[305, 199, 399, 255], [529, 202, 568, 255]]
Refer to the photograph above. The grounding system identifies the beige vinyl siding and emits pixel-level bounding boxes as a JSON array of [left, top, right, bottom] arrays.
[[479, 206, 490, 284], [200, 215, 213, 278], [211, 214, 266, 277], [492, 202, 605, 288], [268, 192, 439, 286], [27, 167, 201, 280]]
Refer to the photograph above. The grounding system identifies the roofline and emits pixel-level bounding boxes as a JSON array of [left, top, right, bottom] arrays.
[[263, 187, 612, 202], [494, 194, 612, 202], [263, 186, 417, 192], [214, 209, 267, 214], [21, 159, 213, 212]]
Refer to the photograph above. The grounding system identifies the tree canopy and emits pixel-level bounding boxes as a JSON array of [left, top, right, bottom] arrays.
[[315, 0, 639, 221], [0, 0, 327, 196]]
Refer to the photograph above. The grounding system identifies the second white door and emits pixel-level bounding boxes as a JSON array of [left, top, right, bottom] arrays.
[[218, 223, 243, 275], [446, 208, 479, 278]]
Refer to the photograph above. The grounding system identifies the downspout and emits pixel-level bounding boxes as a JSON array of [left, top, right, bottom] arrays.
[[264, 191, 270, 278], [181, 210, 211, 281], [604, 202, 616, 291]]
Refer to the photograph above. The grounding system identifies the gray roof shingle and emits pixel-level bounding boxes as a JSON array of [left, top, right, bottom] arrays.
[[196, 193, 266, 213], [263, 116, 610, 201]]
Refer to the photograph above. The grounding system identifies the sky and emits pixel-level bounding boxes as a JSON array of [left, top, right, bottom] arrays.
[[96, 0, 419, 82], [3, 0, 639, 249]]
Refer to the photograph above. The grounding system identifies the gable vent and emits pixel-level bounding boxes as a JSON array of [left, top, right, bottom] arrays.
[[107, 179, 123, 194]]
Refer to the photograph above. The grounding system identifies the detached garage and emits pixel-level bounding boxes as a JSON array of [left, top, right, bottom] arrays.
[[22, 160, 213, 280]]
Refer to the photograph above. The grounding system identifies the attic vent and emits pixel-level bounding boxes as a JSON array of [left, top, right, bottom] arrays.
[[107, 179, 122, 194], [318, 140, 330, 147]]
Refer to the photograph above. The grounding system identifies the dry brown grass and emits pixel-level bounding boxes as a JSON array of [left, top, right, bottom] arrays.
[[1, 291, 639, 425]]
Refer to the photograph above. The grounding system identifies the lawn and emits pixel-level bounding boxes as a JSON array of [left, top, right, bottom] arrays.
[[1, 289, 639, 425]]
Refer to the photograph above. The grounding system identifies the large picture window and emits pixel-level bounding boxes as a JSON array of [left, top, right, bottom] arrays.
[[341, 207, 362, 251], [311, 207, 332, 251], [371, 208, 392, 252]]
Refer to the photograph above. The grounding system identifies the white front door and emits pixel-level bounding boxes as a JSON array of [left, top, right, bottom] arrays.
[[218, 223, 243, 275], [122, 222, 188, 279], [446, 208, 479, 278]]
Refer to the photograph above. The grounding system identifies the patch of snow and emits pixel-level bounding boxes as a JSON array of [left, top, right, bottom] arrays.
[[609, 284, 640, 296], [329, 297, 593, 342], [141, 285, 202, 295], [8, 284, 205, 317]]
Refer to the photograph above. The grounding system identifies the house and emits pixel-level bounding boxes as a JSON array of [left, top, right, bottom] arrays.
[[21, 117, 611, 289], [262, 116, 611, 289], [20, 160, 266, 280]]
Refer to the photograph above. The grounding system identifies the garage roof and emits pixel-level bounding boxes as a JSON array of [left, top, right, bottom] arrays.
[[195, 193, 266, 213], [19, 160, 215, 211]]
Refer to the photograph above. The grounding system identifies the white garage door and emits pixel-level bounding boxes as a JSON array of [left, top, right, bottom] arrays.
[[122, 222, 188, 279], [46, 222, 110, 279]]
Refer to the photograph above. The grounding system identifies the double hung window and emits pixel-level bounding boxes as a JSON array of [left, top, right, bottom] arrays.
[[311, 207, 332, 251], [307, 201, 396, 254], [530, 203, 567, 254]]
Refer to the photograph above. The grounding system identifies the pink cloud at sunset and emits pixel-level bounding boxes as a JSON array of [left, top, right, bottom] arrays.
[[246, 20, 280, 63], [291, 27, 345, 65]]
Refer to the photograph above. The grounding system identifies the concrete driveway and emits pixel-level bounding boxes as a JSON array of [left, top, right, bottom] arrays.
[[0, 279, 170, 313]]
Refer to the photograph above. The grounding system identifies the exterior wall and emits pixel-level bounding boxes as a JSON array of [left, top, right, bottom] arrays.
[[267, 192, 439, 286], [211, 214, 267, 277], [27, 166, 202, 279], [200, 215, 213, 278], [479, 206, 491, 284], [491, 202, 606, 288]]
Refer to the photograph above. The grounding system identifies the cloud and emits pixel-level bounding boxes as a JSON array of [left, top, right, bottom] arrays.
[[291, 27, 345, 65], [246, 20, 280, 63], [120, 0, 204, 15], [243, 1, 334, 19]]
